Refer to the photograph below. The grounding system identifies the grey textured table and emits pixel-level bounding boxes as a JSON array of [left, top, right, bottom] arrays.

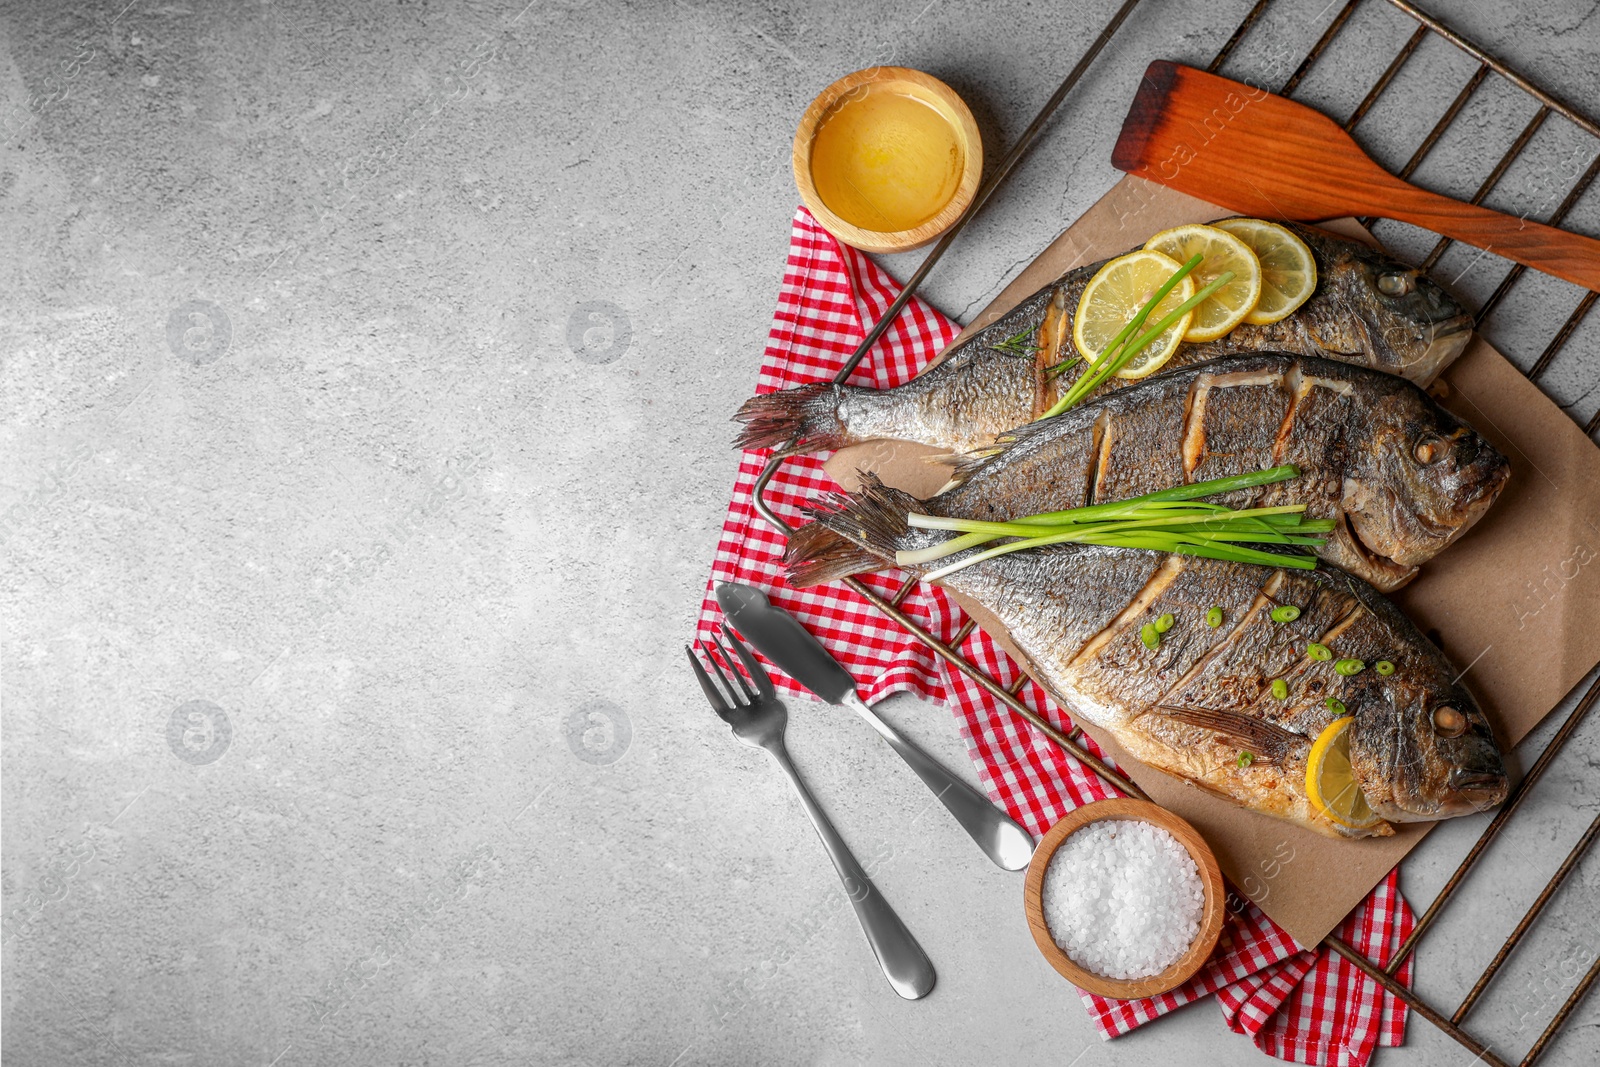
[[3, 1, 1598, 1065]]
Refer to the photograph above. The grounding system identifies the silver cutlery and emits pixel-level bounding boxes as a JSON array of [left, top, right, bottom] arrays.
[[688, 628, 936, 1000], [716, 582, 1036, 871]]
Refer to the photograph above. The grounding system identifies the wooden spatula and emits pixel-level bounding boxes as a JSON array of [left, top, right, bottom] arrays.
[[1112, 61, 1600, 293]]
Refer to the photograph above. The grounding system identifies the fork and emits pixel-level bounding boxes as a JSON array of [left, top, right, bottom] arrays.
[[688, 628, 937, 1001]]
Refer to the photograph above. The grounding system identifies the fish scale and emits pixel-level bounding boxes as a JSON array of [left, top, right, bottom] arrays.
[[1186, 375, 1291, 483], [736, 220, 1475, 459], [784, 353, 1508, 594], [790, 478, 1510, 840], [1161, 579, 1358, 735], [1155, 579, 1321, 714]]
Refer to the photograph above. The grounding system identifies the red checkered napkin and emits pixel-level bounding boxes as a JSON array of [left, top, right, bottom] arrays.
[[696, 207, 1413, 1065], [1217, 869, 1415, 1066]]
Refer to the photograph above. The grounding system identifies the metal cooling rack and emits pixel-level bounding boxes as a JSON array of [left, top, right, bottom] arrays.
[[748, 1, 1600, 1062]]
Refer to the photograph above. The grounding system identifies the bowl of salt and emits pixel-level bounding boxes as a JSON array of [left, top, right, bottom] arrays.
[[1023, 797, 1225, 999]]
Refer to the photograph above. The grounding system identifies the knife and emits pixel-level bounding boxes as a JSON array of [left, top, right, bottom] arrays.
[[716, 582, 1036, 871]]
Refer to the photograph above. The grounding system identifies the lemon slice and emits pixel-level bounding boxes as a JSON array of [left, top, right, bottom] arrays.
[[1142, 223, 1263, 342], [1305, 715, 1382, 830], [1212, 218, 1318, 325], [1072, 250, 1196, 380]]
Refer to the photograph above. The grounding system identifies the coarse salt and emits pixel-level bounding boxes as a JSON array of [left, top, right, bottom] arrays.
[[1041, 819, 1205, 981]]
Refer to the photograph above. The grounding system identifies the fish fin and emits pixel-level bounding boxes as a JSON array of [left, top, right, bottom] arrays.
[[733, 384, 853, 455], [786, 473, 920, 587], [1151, 705, 1308, 763], [918, 450, 988, 467], [938, 415, 1080, 491], [781, 522, 881, 588], [914, 453, 989, 498], [940, 446, 1007, 488]]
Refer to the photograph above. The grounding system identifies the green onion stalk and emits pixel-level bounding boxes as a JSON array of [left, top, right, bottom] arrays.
[[896, 465, 1332, 582], [1045, 253, 1202, 385], [1039, 256, 1237, 422]]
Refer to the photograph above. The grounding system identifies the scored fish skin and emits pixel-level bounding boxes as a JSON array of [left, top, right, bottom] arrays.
[[792, 476, 1509, 839], [734, 220, 1474, 457], [784, 354, 1510, 594]]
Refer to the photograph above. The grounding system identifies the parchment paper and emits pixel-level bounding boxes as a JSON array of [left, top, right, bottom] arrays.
[[825, 175, 1600, 948]]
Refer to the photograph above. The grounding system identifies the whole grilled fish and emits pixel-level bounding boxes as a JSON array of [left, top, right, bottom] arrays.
[[786, 354, 1509, 593], [791, 476, 1509, 839], [736, 220, 1472, 456]]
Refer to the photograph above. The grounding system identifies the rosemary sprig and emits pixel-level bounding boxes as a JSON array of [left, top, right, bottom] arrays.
[[987, 324, 1043, 357]]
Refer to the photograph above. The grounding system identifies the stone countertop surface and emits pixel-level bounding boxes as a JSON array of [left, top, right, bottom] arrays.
[[2, 0, 1598, 1064]]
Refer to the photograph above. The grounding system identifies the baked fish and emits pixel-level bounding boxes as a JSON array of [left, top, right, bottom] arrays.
[[736, 221, 1472, 456], [786, 354, 1509, 593], [791, 476, 1509, 839]]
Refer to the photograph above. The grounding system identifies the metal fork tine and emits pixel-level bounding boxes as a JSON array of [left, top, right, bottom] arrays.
[[685, 645, 734, 721], [710, 633, 759, 701], [697, 640, 749, 707], [720, 627, 777, 698]]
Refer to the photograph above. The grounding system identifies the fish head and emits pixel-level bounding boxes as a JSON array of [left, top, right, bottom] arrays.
[[1349, 678, 1509, 822], [1339, 382, 1510, 571], [1295, 228, 1474, 382]]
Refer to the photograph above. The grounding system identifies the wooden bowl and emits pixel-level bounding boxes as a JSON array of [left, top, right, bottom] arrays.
[[1023, 797, 1226, 999], [792, 67, 982, 254]]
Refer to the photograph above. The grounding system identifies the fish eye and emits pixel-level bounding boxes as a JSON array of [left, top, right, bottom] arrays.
[[1432, 705, 1468, 738], [1413, 433, 1448, 466], [1377, 272, 1415, 297]]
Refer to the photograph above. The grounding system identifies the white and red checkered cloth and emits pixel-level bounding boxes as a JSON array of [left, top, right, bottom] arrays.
[[696, 208, 1415, 1065]]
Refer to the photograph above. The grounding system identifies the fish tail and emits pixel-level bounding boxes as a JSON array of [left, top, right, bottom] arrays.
[[782, 523, 884, 588], [732, 383, 852, 455], [785, 473, 925, 588]]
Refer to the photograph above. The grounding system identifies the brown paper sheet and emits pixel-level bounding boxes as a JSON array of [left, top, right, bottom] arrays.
[[825, 176, 1600, 948]]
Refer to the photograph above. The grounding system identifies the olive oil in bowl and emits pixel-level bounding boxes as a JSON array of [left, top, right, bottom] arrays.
[[793, 67, 982, 253], [809, 91, 964, 233]]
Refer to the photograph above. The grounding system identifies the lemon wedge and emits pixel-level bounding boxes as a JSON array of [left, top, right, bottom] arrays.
[[1305, 715, 1382, 830], [1143, 223, 1263, 342], [1212, 218, 1318, 325], [1072, 249, 1196, 380]]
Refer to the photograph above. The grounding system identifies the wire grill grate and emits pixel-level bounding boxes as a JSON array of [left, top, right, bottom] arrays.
[[748, 1, 1600, 1062]]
